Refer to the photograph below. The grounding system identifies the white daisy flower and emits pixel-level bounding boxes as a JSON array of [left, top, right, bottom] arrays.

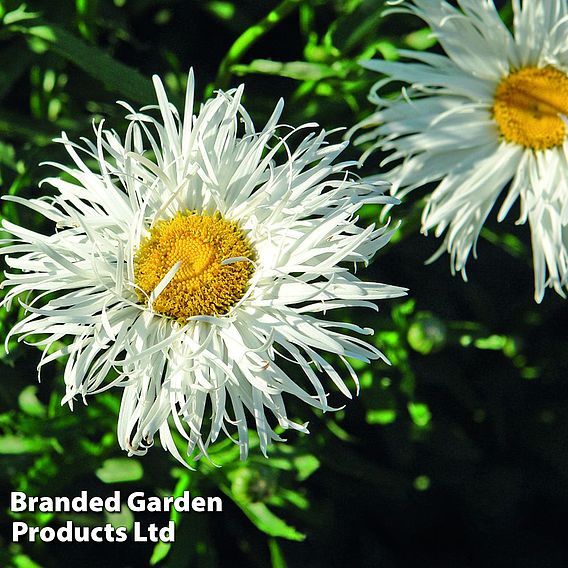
[[353, 0, 568, 302], [0, 70, 405, 466]]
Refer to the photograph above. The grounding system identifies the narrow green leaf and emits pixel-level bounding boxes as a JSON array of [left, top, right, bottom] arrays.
[[366, 409, 397, 425], [474, 334, 508, 351], [278, 488, 309, 510], [12, 554, 43, 568], [150, 541, 171, 566], [3, 4, 40, 25], [232, 59, 340, 81], [0, 435, 51, 454], [404, 28, 437, 50], [96, 457, 144, 483], [205, 1, 235, 21], [0, 41, 36, 100], [0, 110, 60, 145], [18, 386, 46, 418], [293, 454, 320, 481], [333, 0, 387, 54], [216, 0, 303, 89], [269, 538, 288, 568], [14, 22, 156, 104], [0, 141, 19, 171], [149, 470, 191, 564], [238, 501, 305, 541], [105, 505, 135, 532]]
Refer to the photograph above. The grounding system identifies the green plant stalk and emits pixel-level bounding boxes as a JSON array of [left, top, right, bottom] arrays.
[[216, 0, 302, 90]]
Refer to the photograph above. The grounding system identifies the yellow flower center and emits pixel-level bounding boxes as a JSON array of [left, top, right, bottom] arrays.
[[134, 212, 255, 322], [492, 66, 568, 150]]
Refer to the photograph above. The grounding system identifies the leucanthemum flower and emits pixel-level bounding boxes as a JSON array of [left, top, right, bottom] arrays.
[[352, 0, 568, 302], [0, 70, 405, 466]]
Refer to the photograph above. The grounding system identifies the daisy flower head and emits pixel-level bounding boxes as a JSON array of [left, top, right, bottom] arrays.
[[353, 0, 568, 302], [0, 70, 406, 466]]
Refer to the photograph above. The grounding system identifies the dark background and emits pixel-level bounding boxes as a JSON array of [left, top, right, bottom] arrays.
[[0, 1, 567, 567]]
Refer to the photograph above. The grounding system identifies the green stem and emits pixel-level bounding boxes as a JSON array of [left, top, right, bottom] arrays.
[[216, 0, 302, 90]]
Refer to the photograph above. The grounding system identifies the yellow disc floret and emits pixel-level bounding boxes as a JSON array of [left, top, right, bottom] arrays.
[[134, 211, 255, 322], [493, 66, 568, 150]]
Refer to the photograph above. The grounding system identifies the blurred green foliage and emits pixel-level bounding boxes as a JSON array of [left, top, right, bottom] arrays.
[[0, 1, 567, 567]]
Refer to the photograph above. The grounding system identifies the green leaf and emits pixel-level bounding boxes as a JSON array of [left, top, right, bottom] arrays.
[[237, 501, 305, 541], [407, 402, 432, 428], [105, 505, 134, 531], [13, 22, 156, 104], [232, 59, 340, 81], [0, 435, 51, 454], [404, 28, 437, 50], [0, 41, 36, 101], [96, 458, 144, 483], [150, 540, 171, 566], [278, 488, 309, 510], [332, 0, 386, 54], [0, 109, 61, 145], [18, 386, 46, 418], [372, 40, 399, 61], [481, 227, 527, 258], [0, 141, 20, 172], [3, 4, 40, 25], [215, 0, 304, 89], [474, 334, 508, 351], [269, 538, 288, 568], [366, 409, 397, 425], [12, 554, 43, 568], [293, 454, 320, 481], [205, 1, 235, 21]]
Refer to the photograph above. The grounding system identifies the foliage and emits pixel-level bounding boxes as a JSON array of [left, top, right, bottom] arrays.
[[0, 1, 567, 567]]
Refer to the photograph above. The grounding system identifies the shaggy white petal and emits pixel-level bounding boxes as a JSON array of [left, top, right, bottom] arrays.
[[355, 0, 568, 301], [1, 71, 405, 467]]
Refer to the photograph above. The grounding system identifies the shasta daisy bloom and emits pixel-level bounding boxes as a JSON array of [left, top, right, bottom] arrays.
[[353, 0, 568, 301], [0, 70, 405, 466]]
